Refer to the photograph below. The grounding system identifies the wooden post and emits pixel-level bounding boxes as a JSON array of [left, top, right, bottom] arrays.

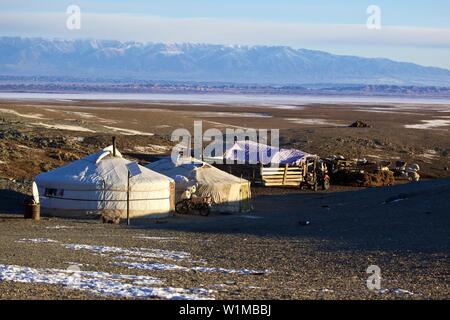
[[260, 163, 264, 185], [127, 171, 130, 226], [282, 164, 289, 185], [112, 136, 117, 157], [169, 181, 175, 212]]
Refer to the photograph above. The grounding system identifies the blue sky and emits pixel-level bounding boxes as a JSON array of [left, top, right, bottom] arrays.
[[1, 0, 450, 68]]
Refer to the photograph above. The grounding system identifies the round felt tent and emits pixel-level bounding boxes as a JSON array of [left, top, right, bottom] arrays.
[[34, 146, 174, 219], [146, 157, 252, 213]]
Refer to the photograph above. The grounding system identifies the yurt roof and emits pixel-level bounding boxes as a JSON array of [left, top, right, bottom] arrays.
[[146, 156, 247, 186], [35, 146, 172, 191]]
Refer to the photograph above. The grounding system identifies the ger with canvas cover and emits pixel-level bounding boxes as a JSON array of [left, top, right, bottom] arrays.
[[34, 146, 174, 218], [146, 157, 251, 213]]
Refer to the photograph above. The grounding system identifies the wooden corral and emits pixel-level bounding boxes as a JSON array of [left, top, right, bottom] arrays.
[[260, 165, 304, 187], [214, 163, 311, 188]]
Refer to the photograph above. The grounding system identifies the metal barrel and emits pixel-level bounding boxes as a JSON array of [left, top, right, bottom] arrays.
[[24, 201, 40, 221]]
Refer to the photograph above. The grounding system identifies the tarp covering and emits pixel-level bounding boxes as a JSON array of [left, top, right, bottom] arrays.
[[223, 140, 317, 165], [146, 157, 251, 213], [34, 146, 174, 218]]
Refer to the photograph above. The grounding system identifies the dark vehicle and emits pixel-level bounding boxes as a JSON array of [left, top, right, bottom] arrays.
[[175, 196, 212, 216], [301, 158, 330, 191]]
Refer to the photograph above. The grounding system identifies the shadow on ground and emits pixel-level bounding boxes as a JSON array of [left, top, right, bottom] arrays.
[[0, 189, 27, 215], [131, 178, 450, 254], [1, 179, 449, 254]]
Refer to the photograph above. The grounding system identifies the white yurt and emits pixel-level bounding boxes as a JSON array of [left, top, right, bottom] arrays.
[[34, 146, 174, 218], [146, 157, 252, 213]]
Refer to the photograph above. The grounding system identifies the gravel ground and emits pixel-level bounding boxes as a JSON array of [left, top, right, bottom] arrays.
[[0, 99, 448, 299], [0, 179, 448, 300]]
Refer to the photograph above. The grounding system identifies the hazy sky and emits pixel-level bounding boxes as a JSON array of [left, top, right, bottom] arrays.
[[1, 0, 450, 69]]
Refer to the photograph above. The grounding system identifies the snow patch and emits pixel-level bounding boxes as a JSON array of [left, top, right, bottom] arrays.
[[0, 264, 212, 300], [116, 261, 271, 275], [63, 243, 190, 261], [375, 288, 417, 296], [392, 288, 415, 296], [286, 118, 342, 127], [31, 122, 95, 132], [115, 261, 189, 272], [103, 125, 154, 136], [0, 108, 46, 119], [320, 288, 335, 293], [198, 112, 272, 118], [270, 105, 304, 110], [204, 121, 246, 130], [134, 236, 178, 241], [405, 119, 450, 130], [46, 225, 75, 230], [132, 145, 171, 154], [17, 238, 59, 244], [421, 150, 439, 160]]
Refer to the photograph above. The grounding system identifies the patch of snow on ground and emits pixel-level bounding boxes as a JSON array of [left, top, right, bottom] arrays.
[[115, 261, 189, 272], [405, 119, 450, 130], [393, 288, 415, 295], [0, 108, 46, 119], [31, 122, 95, 132], [355, 108, 421, 115], [320, 288, 335, 293], [102, 126, 154, 136], [46, 225, 75, 230], [197, 112, 272, 118], [269, 105, 304, 110], [134, 236, 178, 241], [0, 264, 212, 299], [66, 262, 87, 267], [421, 150, 439, 160], [366, 154, 382, 159], [17, 144, 32, 150], [17, 238, 59, 243], [204, 121, 246, 130], [375, 288, 417, 296], [116, 261, 270, 275], [191, 267, 271, 275], [133, 145, 172, 154], [286, 118, 342, 127], [63, 243, 190, 261]]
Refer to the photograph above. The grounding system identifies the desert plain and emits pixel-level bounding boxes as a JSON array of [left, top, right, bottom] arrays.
[[0, 95, 448, 299]]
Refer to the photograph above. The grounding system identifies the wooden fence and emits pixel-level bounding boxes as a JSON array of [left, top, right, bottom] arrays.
[[260, 165, 304, 187]]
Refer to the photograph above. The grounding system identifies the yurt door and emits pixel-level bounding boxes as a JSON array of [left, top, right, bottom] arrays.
[[239, 183, 251, 212]]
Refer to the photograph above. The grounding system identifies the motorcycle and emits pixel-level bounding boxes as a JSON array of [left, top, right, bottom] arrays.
[[175, 196, 212, 216]]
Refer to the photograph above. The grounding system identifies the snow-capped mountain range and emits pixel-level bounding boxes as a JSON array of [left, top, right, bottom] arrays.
[[1, 37, 450, 86]]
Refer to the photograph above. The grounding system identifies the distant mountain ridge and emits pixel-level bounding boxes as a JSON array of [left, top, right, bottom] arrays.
[[1, 36, 450, 86]]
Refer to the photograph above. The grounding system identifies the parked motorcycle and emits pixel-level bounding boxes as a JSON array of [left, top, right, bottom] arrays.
[[175, 196, 212, 216]]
